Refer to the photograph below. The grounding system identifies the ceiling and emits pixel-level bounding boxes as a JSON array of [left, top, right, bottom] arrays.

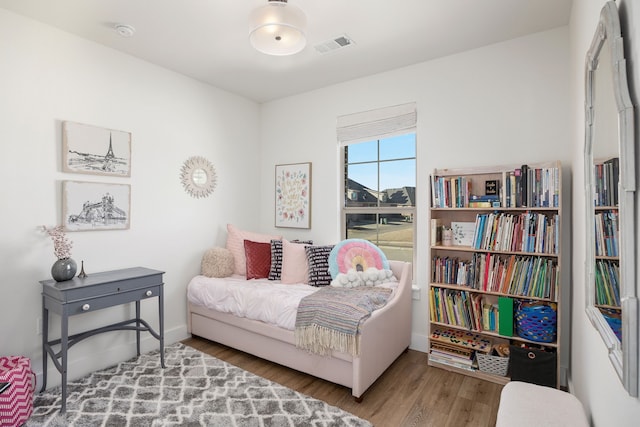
[[0, 0, 573, 103]]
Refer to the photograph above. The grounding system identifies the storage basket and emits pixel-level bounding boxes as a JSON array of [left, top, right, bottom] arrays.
[[515, 301, 557, 343], [476, 352, 509, 376], [510, 345, 557, 387], [0, 356, 36, 427]]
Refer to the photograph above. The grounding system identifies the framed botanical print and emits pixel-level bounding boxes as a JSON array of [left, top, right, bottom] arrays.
[[275, 162, 311, 229]]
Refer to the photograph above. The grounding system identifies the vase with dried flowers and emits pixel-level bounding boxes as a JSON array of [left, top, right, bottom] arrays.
[[42, 225, 77, 282]]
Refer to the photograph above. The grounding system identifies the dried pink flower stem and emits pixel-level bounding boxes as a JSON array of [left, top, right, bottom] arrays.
[[42, 225, 73, 260]]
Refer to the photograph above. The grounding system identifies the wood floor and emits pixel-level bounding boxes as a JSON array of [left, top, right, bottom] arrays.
[[182, 336, 504, 427]]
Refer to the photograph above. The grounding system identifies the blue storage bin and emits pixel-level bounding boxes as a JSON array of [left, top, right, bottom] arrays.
[[515, 302, 557, 343]]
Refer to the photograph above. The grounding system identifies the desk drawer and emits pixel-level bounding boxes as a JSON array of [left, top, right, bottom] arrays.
[[65, 286, 161, 315], [41, 267, 164, 303]]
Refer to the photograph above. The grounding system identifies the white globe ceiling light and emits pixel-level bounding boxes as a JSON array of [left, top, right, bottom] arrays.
[[249, 0, 307, 56]]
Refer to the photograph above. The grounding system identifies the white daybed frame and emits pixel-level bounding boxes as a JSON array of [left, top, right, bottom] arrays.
[[187, 260, 412, 401]]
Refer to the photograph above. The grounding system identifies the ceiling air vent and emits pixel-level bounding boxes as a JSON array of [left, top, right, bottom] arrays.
[[314, 34, 355, 55]]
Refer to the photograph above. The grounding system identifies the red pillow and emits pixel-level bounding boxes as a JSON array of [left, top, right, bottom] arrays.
[[244, 240, 272, 279]]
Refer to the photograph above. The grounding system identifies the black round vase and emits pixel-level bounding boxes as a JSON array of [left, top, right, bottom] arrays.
[[51, 258, 77, 282]]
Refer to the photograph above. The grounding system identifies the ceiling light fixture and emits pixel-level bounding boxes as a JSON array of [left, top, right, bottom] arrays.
[[249, 0, 307, 56]]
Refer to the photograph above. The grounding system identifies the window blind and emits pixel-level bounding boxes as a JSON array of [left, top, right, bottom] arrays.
[[336, 102, 417, 146]]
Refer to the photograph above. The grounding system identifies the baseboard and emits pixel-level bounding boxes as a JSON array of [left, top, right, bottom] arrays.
[[410, 332, 428, 353]]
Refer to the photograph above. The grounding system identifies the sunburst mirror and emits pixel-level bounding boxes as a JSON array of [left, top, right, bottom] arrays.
[[180, 156, 217, 198]]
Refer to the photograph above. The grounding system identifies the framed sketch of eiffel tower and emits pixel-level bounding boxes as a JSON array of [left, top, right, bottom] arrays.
[[62, 121, 131, 177]]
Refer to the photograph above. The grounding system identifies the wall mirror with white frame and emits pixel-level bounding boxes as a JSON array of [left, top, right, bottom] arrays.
[[584, 0, 638, 397]]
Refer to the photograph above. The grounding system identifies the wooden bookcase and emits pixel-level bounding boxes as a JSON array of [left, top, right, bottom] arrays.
[[428, 161, 562, 387], [593, 158, 621, 339]]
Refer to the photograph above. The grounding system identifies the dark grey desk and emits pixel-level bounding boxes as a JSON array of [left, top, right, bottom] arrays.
[[39, 267, 165, 413]]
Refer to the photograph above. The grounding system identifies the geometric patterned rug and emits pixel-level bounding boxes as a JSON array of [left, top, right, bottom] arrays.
[[26, 343, 371, 427]]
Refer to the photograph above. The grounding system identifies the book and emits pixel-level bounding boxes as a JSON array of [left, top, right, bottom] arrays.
[[430, 174, 437, 207], [451, 221, 476, 246], [468, 201, 492, 208], [509, 173, 516, 208], [431, 218, 443, 246], [428, 353, 478, 371], [521, 164, 529, 207], [514, 167, 522, 207], [498, 297, 514, 337], [470, 194, 500, 202], [604, 157, 620, 206], [485, 179, 499, 196], [472, 213, 486, 249], [429, 349, 475, 366], [430, 345, 475, 367]]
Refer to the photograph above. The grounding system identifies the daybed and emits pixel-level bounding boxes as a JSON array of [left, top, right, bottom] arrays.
[[186, 229, 412, 401]]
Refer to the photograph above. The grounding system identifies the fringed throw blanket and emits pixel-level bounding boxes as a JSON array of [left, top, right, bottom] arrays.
[[294, 286, 393, 356]]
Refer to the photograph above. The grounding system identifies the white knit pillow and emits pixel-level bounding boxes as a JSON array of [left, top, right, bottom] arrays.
[[201, 247, 234, 278]]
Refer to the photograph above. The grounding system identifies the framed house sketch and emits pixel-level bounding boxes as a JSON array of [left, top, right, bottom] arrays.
[[62, 121, 131, 177], [275, 162, 311, 229], [63, 181, 131, 231]]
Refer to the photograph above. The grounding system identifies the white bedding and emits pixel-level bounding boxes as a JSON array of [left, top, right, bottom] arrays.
[[187, 274, 400, 331], [187, 275, 318, 330]]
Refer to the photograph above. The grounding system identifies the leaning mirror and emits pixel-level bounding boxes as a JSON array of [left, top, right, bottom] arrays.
[[584, 1, 638, 396]]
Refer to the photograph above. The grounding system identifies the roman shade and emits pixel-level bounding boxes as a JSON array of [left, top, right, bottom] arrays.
[[336, 102, 417, 146]]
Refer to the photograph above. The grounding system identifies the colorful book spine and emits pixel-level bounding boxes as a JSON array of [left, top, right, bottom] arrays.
[[471, 212, 557, 255], [595, 259, 621, 306], [509, 165, 560, 208]]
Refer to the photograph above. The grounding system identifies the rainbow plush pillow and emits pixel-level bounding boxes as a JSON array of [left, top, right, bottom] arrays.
[[328, 239, 396, 287]]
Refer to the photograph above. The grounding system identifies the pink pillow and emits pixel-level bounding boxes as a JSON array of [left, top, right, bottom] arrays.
[[225, 224, 280, 275], [244, 240, 271, 279], [280, 239, 309, 284]]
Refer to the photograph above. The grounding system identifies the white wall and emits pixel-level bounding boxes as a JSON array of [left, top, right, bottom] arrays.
[[0, 9, 261, 388], [4, 3, 640, 424], [258, 27, 572, 355], [570, 0, 640, 425]]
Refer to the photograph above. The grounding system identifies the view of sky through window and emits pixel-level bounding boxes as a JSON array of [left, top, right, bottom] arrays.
[[347, 133, 416, 191]]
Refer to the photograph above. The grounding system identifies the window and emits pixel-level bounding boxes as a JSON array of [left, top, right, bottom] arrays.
[[341, 133, 416, 263], [337, 102, 417, 264]]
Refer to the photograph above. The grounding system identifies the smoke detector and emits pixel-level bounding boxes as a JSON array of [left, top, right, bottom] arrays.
[[314, 34, 355, 55], [115, 24, 136, 38]]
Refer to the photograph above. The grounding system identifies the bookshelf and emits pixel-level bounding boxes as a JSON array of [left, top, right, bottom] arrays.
[[594, 158, 621, 339], [428, 161, 562, 387]]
